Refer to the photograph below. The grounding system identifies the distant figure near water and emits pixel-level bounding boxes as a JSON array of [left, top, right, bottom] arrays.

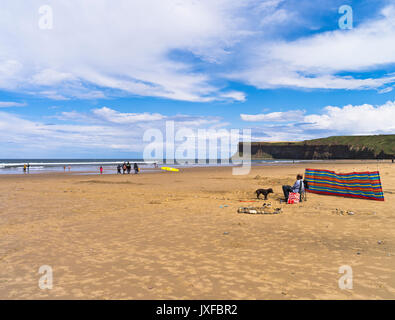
[[23, 164, 27, 173], [134, 163, 139, 174], [127, 162, 131, 174], [117, 164, 122, 174], [100, 166, 103, 175], [122, 162, 127, 174]]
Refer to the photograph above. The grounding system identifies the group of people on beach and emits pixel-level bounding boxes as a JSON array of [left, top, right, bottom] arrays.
[[22, 163, 142, 175], [117, 162, 139, 175]]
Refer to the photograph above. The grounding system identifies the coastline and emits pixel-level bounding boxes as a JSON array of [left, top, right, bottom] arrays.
[[0, 159, 393, 176]]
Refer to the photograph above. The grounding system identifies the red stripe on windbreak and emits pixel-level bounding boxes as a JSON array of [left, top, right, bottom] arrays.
[[306, 178, 382, 184], [308, 182, 382, 193], [305, 168, 380, 175], [307, 189, 385, 201], [308, 180, 382, 188]]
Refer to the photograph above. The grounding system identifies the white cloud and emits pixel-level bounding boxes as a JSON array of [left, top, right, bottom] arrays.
[[92, 107, 165, 123], [0, 0, 262, 102], [1, 0, 391, 101], [378, 87, 393, 94], [0, 107, 229, 157], [168, 115, 225, 127], [304, 101, 395, 134], [219, 91, 247, 102], [0, 101, 27, 107], [270, 9, 395, 72], [31, 69, 75, 86], [259, 8, 289, 27], [230, 4, 395, 90], [0, 110, 140, 154], [55, 107, 225, 127], [38, 91, 69, 101], [242, 100, 395, 141], [241, 110, 304, 122]]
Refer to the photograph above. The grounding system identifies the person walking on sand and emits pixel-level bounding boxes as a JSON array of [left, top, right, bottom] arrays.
[[122, 162, 127, 174], [117, 164, 122, 174], [127, 162, 131, 174], [134, 162, 139, 174], [100, 166, 103, 175], [282, 174, 304, 202], [23, 164, 27, 174]]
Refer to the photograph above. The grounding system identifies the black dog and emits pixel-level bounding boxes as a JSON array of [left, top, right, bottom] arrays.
[[256, 188, 274, 200]]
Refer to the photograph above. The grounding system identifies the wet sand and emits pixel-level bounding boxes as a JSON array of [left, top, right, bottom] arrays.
[[0, 161, 394, 299]]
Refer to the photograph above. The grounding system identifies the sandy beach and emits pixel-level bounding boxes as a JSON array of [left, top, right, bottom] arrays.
[[0, 161, 394, 299]]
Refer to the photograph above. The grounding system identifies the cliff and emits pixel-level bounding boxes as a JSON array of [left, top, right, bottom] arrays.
[[237, 135, 395, 160]]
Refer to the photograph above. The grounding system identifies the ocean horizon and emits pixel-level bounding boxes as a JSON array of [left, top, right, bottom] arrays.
[[0, 158, 305, 175]]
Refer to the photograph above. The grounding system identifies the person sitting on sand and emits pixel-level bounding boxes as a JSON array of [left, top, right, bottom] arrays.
[[282, 174, 304, 202]]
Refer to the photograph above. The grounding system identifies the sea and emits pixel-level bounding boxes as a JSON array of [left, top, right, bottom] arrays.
[[0, 159, 307, 175]]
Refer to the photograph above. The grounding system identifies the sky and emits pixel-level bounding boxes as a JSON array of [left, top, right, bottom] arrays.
[[0, 0, 394, 158]]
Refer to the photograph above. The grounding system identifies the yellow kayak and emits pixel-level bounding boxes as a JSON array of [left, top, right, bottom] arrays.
[[161, 167, 179, 172]]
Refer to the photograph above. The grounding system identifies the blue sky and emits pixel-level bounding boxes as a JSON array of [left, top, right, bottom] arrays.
[[0, 0, 394, 158]]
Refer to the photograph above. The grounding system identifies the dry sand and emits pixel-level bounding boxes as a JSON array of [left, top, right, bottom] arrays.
[[0, 161, 394, 299]]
